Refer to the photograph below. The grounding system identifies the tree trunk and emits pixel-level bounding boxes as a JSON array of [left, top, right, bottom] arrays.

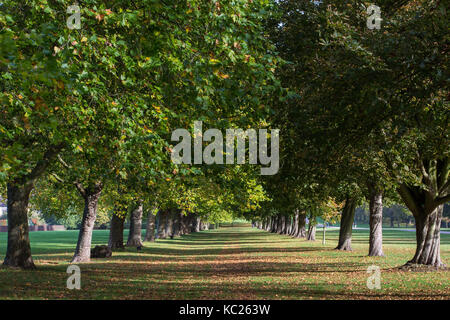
[[285, 216, 291, 235], [290, 212, 299, 236], [271, 216, 277, 233], [185, 214, 193, 234], [296, 213, 306, 238], [368, 186, 384, 256], [275, 215, 280, 233], [3, 145, 63, 269], [145, 212, 156, 241], [127, 203, 143, 247], [108, 210, 125, 249], [277, 215, 283, 233], [2, 182, 35, 269], [156, 209, 168, 239], [72, 183, 103, 263], [307, 216, 316, 241], [165, 210, 174, 236], [188, 214, 195, 233], [408, 205, 444, 267], [398, 178, 448, 268], [194, 217, 201, 232], [335, 196, 357, 251], [171, 210, 183, 238]]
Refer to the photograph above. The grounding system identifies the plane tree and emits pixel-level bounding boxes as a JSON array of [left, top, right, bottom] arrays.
[[1, 0, 280, 267], [267, 0, 448, 265]]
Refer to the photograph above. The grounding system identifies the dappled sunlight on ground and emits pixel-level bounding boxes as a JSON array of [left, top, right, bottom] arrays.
[[0, 227, 449, 299]]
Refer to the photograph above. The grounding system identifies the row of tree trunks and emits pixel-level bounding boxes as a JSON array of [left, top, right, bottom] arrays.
[[154, 210, 209, 239], [253, 212, 308, 239], [108, 208, 209, 251]]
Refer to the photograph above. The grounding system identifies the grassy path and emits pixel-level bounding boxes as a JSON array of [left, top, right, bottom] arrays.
[[0, 225, 449, 299]]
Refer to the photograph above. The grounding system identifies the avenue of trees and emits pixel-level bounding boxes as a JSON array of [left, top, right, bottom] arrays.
[[0, 0, 448, 270]]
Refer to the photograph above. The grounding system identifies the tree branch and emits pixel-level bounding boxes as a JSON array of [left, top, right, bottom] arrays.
[[57, 154, 72, 169], [435, 194, 450, 206], [74, 182, 86, 198], [24, 143, 65, 184], [397, 184, 423, 217]]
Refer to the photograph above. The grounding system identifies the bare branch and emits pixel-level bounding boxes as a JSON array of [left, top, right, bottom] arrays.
[[74, 182, 86, 198], [57, 154, 72, 169]]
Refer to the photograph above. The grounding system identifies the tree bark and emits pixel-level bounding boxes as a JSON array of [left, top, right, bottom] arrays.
[[72, 183, 103, 263], [368, 186, 384, 256], [398, 178, 448, 268], [277, 215, 283, 233], [108, 210, 125, 249], [2, 182, 35, 269], [145, 212, 156, 241], [290, 212, 299, 236], [408, 205, 444, 267], [282, 216, 288, 234], [171, 209, 183, 238], [271, 216, 277, 233], [335, 196, 357, 251], [127, 203, 143, 247], [194, 217, 201, 232], [156, 209, 169, 239], [165, 210, 174, 236], [307, 215, 316, 241], [285, 216, 291, 235], [296, 213, 307, 238]]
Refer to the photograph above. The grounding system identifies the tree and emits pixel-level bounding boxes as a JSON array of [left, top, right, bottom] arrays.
[[0, 1, 77, 268], [268, 0, 448, 265], [1, 0, 279, 266]]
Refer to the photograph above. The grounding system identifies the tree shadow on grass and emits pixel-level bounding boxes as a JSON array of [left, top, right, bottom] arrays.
[[31, 246, 327, 262], [3, 260, 443, 300]]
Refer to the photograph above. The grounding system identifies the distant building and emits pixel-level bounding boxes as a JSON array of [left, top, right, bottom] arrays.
[[0, 199, 65, 232]]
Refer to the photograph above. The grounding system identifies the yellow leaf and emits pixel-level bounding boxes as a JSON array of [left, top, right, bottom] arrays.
[[217, 72, 229, 79]]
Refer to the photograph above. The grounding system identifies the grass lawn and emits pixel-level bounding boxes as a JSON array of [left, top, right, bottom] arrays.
[[0, 226, 449, 300]]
